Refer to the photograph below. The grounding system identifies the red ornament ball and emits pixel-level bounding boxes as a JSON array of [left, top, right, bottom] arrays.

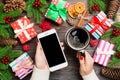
[[23, 44, 30, 52], [90, 39, 98, 47], [1, 55, 10, 64], [116, 52, 120, 58]]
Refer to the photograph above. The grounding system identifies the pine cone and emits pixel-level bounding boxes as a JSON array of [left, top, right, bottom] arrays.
[[101, 67, 120, 80], [11, 0, 26, 11], [4, 0, 25, 12], [0, 36, 18, 46], [4, 4, 13, 12], [107, 0, 120, 19], [5, 0, 12, 4]]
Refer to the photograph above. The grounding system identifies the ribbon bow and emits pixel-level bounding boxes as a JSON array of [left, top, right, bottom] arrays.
[[14, 19, 34, 39], [13, 59, 33, 77], [96, 48, 115, 55], [89, 16, 110, 34], [49, 4, 67, 22]]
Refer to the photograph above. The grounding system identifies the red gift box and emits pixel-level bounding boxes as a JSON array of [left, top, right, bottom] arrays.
[[11, 16, 37, 44]]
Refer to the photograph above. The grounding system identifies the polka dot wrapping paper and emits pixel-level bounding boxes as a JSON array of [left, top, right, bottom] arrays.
[[11, 16, 37, 44]]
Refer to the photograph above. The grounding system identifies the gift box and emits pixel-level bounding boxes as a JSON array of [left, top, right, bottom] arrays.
[[9, 52, 34, 79], [11, 16, 37, 44], [85, 11, 114, 39], [45, 0, 70, 24], [93, 40, 115, 66]]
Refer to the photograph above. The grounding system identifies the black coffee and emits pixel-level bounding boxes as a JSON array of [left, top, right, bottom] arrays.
[[67, 28, 89, 49]]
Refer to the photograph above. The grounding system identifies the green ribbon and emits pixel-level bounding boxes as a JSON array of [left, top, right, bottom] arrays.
[[48, 4, 67, 22]]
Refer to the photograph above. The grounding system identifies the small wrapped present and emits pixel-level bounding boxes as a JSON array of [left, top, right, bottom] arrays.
[[11, 16, 37, 44], [9, 52, 34, 79], [93, 40, 115, 66], [85, 11, 114, 39], [45, 0, 70, 24]]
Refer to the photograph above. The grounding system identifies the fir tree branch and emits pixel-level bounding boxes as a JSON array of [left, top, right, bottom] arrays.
[[0, 70, 13, 80], [0, 10, 22, 24], [101, 30, 113, 39], [9, 50, 22, 61], [114, 22, 120, 29], [110, 35, 120, 43], [0, 62, 9, 70], [0, 28, 10, 38], [0, 4, 4, 14], [0, 46, 12, 58]]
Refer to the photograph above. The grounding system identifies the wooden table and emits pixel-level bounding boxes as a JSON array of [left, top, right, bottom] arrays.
[[0, 0, 112, 80]]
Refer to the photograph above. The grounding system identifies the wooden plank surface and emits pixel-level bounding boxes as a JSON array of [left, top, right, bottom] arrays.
[[0, 0, 117, 80]]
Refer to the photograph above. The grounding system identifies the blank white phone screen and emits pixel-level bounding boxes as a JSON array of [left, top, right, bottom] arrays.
[[39, 33, 66, 67]]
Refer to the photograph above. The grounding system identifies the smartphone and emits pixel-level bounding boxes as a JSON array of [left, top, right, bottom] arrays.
[[37, 29, 68, 72]]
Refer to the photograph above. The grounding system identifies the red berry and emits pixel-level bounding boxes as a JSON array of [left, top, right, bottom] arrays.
[[23, 44, 30, 52], [90, 39, 98, 47]]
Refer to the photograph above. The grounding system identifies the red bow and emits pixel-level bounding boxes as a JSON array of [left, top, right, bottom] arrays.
[[89, 16, 110, 34]]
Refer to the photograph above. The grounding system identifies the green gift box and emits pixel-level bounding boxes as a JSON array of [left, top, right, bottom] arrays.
[[45, 0, 70, 24]]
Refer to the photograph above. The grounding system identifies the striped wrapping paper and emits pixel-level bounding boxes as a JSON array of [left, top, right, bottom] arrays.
[[93, 40, 115, 66], [45, 0, 70, 24], [9, 53, 34, 79], [85, 11, 114, 39]]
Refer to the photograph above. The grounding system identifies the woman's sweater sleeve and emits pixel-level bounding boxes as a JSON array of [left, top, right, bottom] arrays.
[[82, 70, 99, 80], [30, 66, 50, 80]]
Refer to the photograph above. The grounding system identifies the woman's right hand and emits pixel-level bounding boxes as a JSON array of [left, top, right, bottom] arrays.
[[77, 51, 94, 76]]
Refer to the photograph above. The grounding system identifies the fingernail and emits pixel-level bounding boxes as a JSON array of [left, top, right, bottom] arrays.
[[36, 41, 38, 46], [79, 56, 84, 60]]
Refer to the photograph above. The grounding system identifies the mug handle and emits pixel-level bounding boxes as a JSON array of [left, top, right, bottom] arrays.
[[79, 50, 85, 57]]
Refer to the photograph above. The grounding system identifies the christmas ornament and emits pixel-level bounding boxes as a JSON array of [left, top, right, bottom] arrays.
[[88, 0, 107, 13], [4, 0, 26, 12], [39, 19, 51, 32], [107, 0, 120, 19], [25, 0, 48, 23], [23, 44, 30, 52], [101, 67, 120, 80], [90, 39, 98, 47], [0, 36, 18, 46]]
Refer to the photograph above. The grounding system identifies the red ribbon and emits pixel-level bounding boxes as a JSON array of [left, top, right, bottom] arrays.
[[89, 16, 110, 34]]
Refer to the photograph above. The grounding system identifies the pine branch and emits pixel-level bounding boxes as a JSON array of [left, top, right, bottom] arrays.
[[0, 46, 12, 58], [0, 24, 10, 29], [110, 35, 120, 44], [101, 30, 113, 39], [7, 27, 15, 38], [0, 28, 10, 38], [108, 53, 120, 68], [115, 43, 120, 51], [0, 4, 4, 14], [114, 22, 120, 29], [9, 50, 22, 61], [0, 70, 13, 80], [0, 62, 9, 70], [0, 10, 22, 24]]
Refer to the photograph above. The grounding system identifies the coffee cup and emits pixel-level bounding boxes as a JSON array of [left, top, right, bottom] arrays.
[[65, 27, 90, 55]]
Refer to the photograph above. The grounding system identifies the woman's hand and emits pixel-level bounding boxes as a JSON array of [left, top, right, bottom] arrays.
[[77, 51, 94, 76], [35, 42, 64, 70]]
